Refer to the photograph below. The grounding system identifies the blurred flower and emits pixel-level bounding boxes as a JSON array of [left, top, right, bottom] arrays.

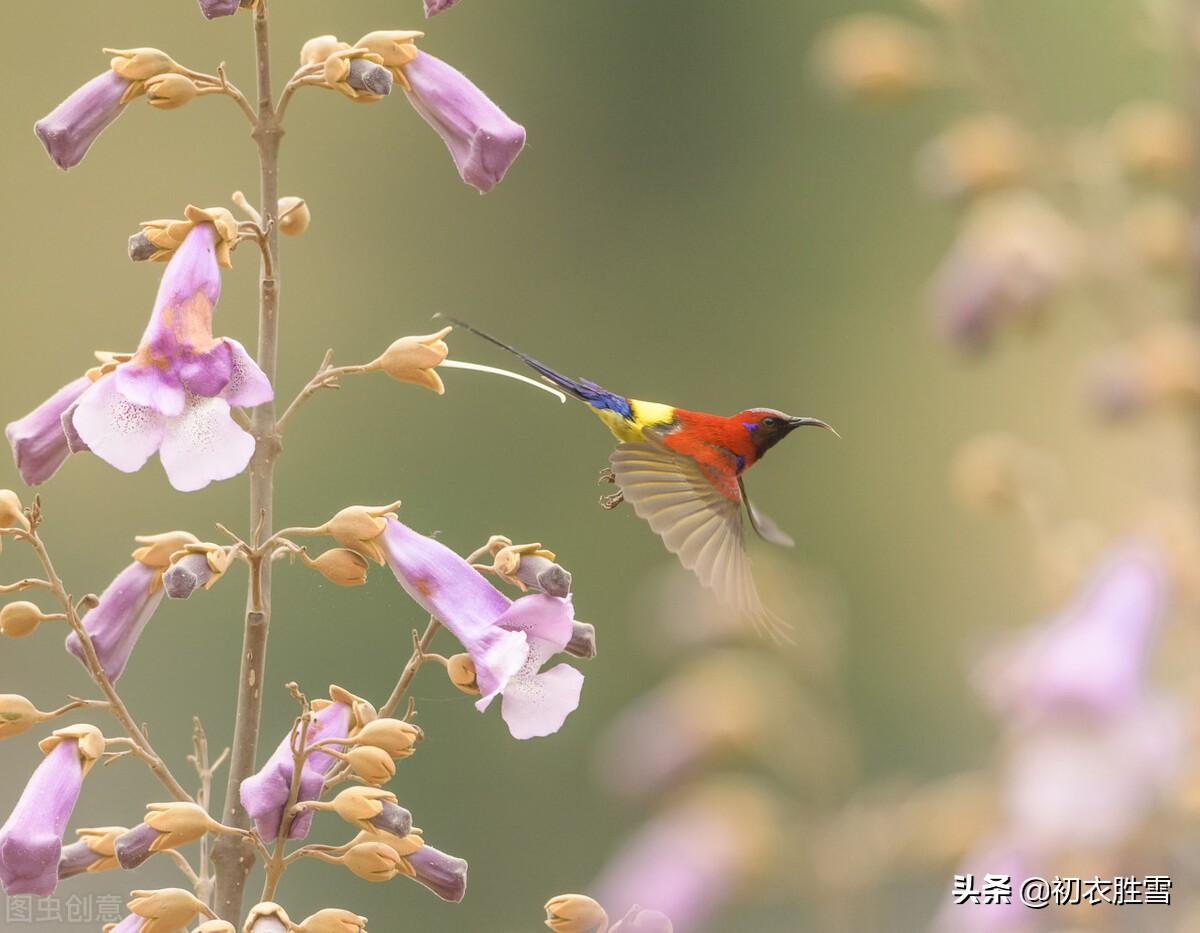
[[425, 0, 459, 17], [5, 376, 91, 485], [65, 531, 199, 682], [197, 0, 240, 19], [1108, 100, 1194, 179], [34, 71, 135, 170], [930, 192, 1081, 352], [916, 114, 1034, 200], [932, 837, 1036, 933], [1122, 196, 1192, 272], [399, 51, 527, 193], [949, 433, 1047, 514], [610, 907, 674, 933], [67, 222, 271, 491], [0, 725, 104, 895], [813, 15, 936, 102], [240, 685, 373, 841], [975, 543, 1167, 721], [544, 894, 608, 933], [382, 517, 585, 738], [592, 781, 777, 933], [1088, 322, 1200, 420], [57, 826, 125, 879]]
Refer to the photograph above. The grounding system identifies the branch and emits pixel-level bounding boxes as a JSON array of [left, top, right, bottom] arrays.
[[276, 350, 371, 434]]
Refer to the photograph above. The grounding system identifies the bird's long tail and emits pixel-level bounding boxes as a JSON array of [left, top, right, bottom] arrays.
[[436, 315, 601, 405]]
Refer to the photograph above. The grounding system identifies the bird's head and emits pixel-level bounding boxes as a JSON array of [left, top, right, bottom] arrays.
[[735, 408, 839, 459]]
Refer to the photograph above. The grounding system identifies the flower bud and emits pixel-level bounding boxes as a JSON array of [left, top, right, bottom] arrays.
[[346, 60, 394, 101], [196, 922, 236, 933], [367, 328, 451, 394], [1123, 197, 1192, 272], [343, 841, 409, 882], [293, 908, 369, 933], [308, 786, 399, 832], [1, 601, 54, 638], [244, 901, 292, 933], [408, 844, 468, 902], [303, 549, 369, 586], [279, 197, 310, 236], [301, 35, 350, 67], [145, 73, 198, 110], [544, 894, 607, 933], [131, 531, 201, 571], [57, 826, 126, 879], [813, 15, 935, 101], [349, 828, 424, 857], [162, 552, 214, 599], [564, 621, 597, 660], [446, 654, 479, 695], [0, 490, 29, 533], [107, 48, 181, 81], [370, 801, 413, 838], [916, 114, 1033, 200], [323, 504, 400, 565], [0, 694, 50, 740], [115, 802, 218, 869], [355, 32, 422, 72], [1109, 100, 1194, 178], [353, 718, 422, 759], [126, 887, 208, 930], [342, 744, 396, 785]]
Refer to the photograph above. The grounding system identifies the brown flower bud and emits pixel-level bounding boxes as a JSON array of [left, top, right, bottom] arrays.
[[322, 504, 400, 565], [0, 601, 55, 638], [39, 723, 105, 776], [1123, 197, 1192, 272], [143, 801, 220, 851], [323, 49, 388, 101], [544, 894, 609, 933], [0, 694, 51, 739], [300, 35, 350, 67], [343, 841, 410, 882], [126, 887, 207, 932], [131, 531, 201, 571], [366, 327, 451, 394], [323, 684, 377, 734], [59, 826, 126, 877], [329, 786, 398, 826], [133, 206, 240, 268], [0, 489, 29, 534], [303, 549, 369, 587], [916, 114, 1033, 200], [244, 901, 292, 932], [813, 15, 935, 102], [278, 196, 310, 236], [293, 908, 369, 933], [341, 744, 396, 786], [446, 654, 480, 695], [107, 47, 181, 81], [352, 718, 422, 759], [354, 31, 422, 90], [349, 828, 424, 858], [145, 73, 198, 109], [1110, 100, 1194, 178], [196, 922, 236, 933]]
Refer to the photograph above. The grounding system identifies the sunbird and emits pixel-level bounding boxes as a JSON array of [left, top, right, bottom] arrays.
[[444, 318, 837, 638]]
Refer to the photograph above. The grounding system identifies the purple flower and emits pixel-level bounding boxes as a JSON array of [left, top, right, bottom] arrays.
[[5, 376, 91, 485], [0, 726, 103, 896], [34, 71, 132, 170], [381, 518, 584, 739], [240, 687, 369, 841], [197, 0, 240, 18], [408, 844, 467, 902], [424, 0, 460, 16], [66, 560, 164, 682], [611, 907, 674, 933], [975, 543, 1166, 722], [401, 52, 526, 193], [68, 222, 272, 491]]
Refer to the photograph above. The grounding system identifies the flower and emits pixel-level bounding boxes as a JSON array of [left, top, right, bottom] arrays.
[[5, 375, 91, 485], [813, 15, 935, 101], [244, 902, 292, 933], [34, 71, 134, 170], [365, 327, 451, 394], [408, 844, 468, 902], [67, 222, 272, 490], [113, 888, 209, 933], [65, 531, 198, 682], [240, 686, 373, 841], [0, 724, 104, 896], [197, 0, 241, 19], [544, 894, 608, 933], [425, 0, 460, 17], [0, 695, 60, 741], [400, 52, 526, 193], [57, 826, 126, 879], [114, 802, 225, 869], [381, 517, 585, 739]]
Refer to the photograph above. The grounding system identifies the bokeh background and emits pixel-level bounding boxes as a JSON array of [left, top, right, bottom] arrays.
[[2, 1, 1196, 930]]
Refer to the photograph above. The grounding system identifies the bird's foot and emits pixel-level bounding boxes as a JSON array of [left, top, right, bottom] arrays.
[[598, 466, 616, 485], [599, 490, 624, 511]]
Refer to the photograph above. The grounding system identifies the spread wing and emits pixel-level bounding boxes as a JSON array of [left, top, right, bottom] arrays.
[[740, 477, 796, 548], [609, 442, 792, 641]]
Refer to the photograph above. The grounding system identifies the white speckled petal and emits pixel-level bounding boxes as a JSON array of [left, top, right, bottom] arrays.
[[70, 375, 164, 473], [159, 394, 255, 492], [221, 338, 274, 408], [499, 661, 584, 740]]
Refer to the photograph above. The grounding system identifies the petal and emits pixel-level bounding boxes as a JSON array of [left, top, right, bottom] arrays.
[[115, 363, 186, 417], [221, 338, 274, 407], [499, 663, 584, 739], [178, 341, 234, 398], [494, 593, 574, 651], [471, 627, 529, 710], [5, 376, 91, 485], [158, 395, 254, 491], [70, 375, 165, 474]]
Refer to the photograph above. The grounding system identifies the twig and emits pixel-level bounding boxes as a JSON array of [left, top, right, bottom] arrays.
[[276, 350, 371, 434]]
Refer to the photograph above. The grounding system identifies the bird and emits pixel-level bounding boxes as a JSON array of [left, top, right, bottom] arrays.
[[441, 316, 837, 639]]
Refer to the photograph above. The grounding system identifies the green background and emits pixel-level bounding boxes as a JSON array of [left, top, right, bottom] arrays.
[[0, 1, 1181, 930]]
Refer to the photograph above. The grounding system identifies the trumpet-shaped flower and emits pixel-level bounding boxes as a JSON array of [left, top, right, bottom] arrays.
[[401, 52, 526, 193], [198, 0, 241, 19], [381, 517, 584, 739], [67, 222, 272, 491], [5, 376, 91, 485], [34, 71, 133, 171], [0, 726, 104, 896], [424, 0, 460, 16]]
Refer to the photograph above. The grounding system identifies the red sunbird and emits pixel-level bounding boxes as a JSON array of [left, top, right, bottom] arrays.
[[446, 318, 838, 639]]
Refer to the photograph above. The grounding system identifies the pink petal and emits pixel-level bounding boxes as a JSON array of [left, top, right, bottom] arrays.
[[159, 395, 254, 491], [499, 663, 584, 740], [472, 628, 530, 712], [70, 375, 164, 473], [221, 338, 274, 407], [494, 593, 574, 651], [115, 363, 186, 417]]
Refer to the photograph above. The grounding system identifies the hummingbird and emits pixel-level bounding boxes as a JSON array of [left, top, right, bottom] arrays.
[[444, 317, 837, 638]]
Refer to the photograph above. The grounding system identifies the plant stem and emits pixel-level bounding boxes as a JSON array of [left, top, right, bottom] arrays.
[[212, 0, 284, 921]]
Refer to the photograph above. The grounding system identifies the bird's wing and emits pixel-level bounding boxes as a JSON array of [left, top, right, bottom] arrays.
[[739, 477, 796, 548], [610, 442, 793, 640]]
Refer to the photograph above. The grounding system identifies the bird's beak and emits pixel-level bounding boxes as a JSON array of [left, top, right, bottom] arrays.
[[788, 416, 841, 438]]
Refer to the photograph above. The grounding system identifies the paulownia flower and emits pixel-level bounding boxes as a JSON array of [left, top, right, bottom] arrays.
[[67, 222, 272, 491], [5, 376, 91, 485], [381, 517, 585, 739], [34, 71, 134, 170]]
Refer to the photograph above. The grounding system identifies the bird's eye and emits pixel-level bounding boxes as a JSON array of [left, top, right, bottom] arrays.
[[762, 417, 777, 427]]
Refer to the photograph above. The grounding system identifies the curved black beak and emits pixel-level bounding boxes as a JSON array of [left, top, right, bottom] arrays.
[[787, 416, 841, 438]]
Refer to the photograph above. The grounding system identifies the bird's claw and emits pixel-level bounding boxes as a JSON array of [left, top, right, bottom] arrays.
[[598, 467, 616, 485], [599, 490, 624, 511]]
